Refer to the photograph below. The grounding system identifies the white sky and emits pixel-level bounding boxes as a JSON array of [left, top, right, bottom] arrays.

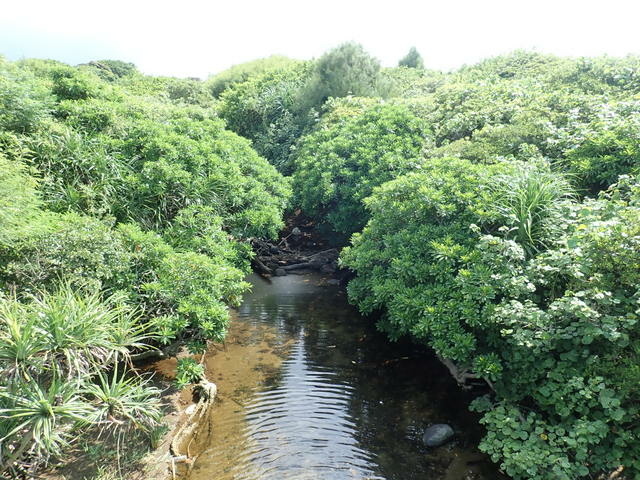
[[1, 0, 639, 79]]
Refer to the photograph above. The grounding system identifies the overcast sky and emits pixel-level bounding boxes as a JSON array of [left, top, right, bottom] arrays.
[[1, 0, 639, 79]]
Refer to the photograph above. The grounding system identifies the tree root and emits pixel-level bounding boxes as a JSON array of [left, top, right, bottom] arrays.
[[169, 380, 217, 478]]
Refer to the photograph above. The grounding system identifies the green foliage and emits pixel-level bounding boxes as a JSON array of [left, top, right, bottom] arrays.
[[299, 43, 381, 113], [344, 161, 640, 477], [4, 48, 640, 479], [207, 55, 299, 97], [218, 63, 310, 172], [342, 157, 511, 356], [144, 251, 248, 351], [0, 59, 290, 236], [85, 59, 138, 80], [85, 367, 161, 432], [292, 101, 431, 239], [49, 65, 104, 101], [116, 115, 290, 235], [163, 77, 215, 107], [0, 55, 291, 475], [0, 155, 41, 247], [467, 181, 640, 478], [0, 285, 161, 472], [553, 101, 640, 191], [3, 212, 130, 293], [490, 161, 575, 255], [398, 47, 424, 69], [164, 205, 252, 271], [379, 67, 443, 98], [0, 58, 53, 133], [175, 357, 205, 389]]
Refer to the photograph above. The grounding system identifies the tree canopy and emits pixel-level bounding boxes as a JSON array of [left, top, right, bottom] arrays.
[[398, 47, 424, 69]]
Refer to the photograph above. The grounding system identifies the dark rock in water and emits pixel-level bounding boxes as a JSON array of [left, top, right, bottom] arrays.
[[309, 249, 339, 268], [422, 424, 454, 447], [320, 262, 337, 274], [275, 268, 287, 276], [327, 279, 341, 286]]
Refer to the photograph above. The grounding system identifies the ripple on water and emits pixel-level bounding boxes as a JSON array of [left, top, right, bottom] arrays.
[[185, 274, 505, 480]]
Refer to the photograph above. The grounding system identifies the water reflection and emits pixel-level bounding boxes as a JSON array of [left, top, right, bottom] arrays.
[[187, 274, 502, 480]]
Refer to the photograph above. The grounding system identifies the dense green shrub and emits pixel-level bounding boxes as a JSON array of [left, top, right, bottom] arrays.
[[218, 64, 310, 172], [398, 47, 424, 69], [51, 68, 102, 101], [164, 205, 252, 271], [3, 212, 130, 293], [0, 58, 53, 133], [470, 178, 640, 478], [115, 115, 291, 235], [206, 55, 299, 97], [4, 48, 640, 479], [343, 161, 640, 478], [144, 251, 248, 351], [86, 59, 138, 79], [379, 67, 443, 98], [292, 102, 431, 239], [298, 42, 382, 113], [0, 154, 41, 247], [342, 157, 512, 356], [0, 54, 291, 476], [553, 102, 640, 192]]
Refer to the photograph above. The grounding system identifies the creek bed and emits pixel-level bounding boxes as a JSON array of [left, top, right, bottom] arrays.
[[160, 273, 505, 480]]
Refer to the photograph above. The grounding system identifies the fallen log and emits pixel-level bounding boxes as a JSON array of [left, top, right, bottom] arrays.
[[283, 262, 313, 271], [251, 256, 272, 275]]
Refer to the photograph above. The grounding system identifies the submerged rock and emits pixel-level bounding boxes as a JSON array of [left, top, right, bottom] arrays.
[[423, 424, 454, 447], [321, 262, 337, 274], [275, 268, 287, 276]]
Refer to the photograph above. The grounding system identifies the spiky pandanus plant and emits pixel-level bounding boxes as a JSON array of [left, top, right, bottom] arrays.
[[0, 284, 162, 476], [491, 161, 575, 256]]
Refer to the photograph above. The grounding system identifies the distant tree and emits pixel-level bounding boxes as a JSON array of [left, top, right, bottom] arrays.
[[398, 47, 424, 69], [94, 59, 137, 77], [206, 55, 299, 97], [79, 60, 137, 81], [299, 42, 381, 112]]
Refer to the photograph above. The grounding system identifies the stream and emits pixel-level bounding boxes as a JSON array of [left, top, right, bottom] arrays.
[[159, 273, 505, 480]]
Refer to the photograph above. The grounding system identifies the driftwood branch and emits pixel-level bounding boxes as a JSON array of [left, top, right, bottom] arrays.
[[436, 354, 478, 388], [608, 466, 624, 479], [169, 380, 217, 477], [130, 350, 166, 362], [251, 256, 272, 275], [283, 262, 313, 271]]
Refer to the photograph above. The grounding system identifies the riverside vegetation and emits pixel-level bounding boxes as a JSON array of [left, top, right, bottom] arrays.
[[1, 45, 640, 479]]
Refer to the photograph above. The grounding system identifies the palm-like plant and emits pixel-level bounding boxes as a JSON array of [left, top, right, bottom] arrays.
[[32, 285, 141, 376], [491, 162, 575, 255], [107, 305, 154, 359], [0, 298, 46, 380], [0, 283, 161, 474], [85, 367, 161, 434], [0, 379, 91, 471]]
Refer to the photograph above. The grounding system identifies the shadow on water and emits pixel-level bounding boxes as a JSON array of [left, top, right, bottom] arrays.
[[182, 274, 505, 480]]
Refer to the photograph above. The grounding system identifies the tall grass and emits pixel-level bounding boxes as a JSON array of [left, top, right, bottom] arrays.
[[491, 162, 575, 255]]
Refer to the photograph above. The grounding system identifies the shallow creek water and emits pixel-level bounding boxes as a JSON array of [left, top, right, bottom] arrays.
[[158, 273, 505, 480]]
